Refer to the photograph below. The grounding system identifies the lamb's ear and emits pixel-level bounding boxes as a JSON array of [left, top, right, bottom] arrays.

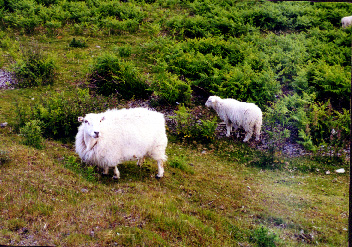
[[210, 96, 217, 106], [78, 117, 84, 122]]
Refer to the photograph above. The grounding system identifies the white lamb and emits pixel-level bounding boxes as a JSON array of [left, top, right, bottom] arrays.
[[75, 107, 168, 179], [341, 16, 352, 28], [205, 96, 262, 142]]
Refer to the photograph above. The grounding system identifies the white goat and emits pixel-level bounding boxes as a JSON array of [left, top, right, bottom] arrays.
[[205, 96, 262, 142], [75, 108, 168, 179], [341, 16, 352, 28]]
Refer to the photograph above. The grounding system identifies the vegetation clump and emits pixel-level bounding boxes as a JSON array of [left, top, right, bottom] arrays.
[[89, 53, 151, 99], [69, 38, 87, 48], [14, 49, 56, 88]]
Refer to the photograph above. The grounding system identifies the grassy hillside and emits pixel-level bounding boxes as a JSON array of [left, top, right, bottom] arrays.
[[0, 0, 350, 246]]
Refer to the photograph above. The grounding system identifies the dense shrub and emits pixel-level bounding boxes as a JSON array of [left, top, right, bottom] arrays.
[[265, 93, 350, 154], [151, 72, 191, 105], [293, 61, 350, 109], [14, 49, 56, 88], [147, 37, 281, 107], [89, 54, 151, 99]]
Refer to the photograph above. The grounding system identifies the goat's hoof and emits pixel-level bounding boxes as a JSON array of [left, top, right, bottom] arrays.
[[112, 175, 119, 180]]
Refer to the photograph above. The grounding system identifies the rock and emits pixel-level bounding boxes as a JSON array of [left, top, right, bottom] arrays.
[[325, 171, 331, 175], [335, 168, 345, 174], [0, 122, 7, 127]]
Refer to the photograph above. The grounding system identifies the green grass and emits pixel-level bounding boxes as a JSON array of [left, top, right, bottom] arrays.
[[0, 132, 348, 246]]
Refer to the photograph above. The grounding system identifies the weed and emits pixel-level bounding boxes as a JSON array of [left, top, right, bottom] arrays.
[[64, 156, 98, 183], [249, 226, 278, 247], [20, 120, 44, 149], [69, 38, 88, 48], [0, 150, 10, 165], [168, 155, 194, 174], [7, 219, 26, 232], [171, 104, 217, 143]]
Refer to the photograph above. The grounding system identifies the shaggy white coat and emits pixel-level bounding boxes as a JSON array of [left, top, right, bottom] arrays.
[[341, 16, 352, 28], [75, 107, 168, 179], [205, 96, 262, 142]]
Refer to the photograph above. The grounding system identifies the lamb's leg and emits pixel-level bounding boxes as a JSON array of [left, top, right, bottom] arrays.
[[156, 160, 164, 179], [137, 157, 145, 167], [102, 167, 109, 176], [243, 130, 253, 142], [225, 120, 232, 137], [254, 124, 261, 141], [113, 166, 120, 180], [232, 124, 239, 138]]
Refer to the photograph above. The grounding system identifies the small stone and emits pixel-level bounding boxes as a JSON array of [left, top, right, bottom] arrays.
[[335, 168, 345, 174], [325, 171, 331, 175]]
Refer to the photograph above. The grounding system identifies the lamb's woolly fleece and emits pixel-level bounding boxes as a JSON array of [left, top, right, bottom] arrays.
[[205, 96, 262, 142], [75, 107, 168, 179], [341, 16, 352, 28]]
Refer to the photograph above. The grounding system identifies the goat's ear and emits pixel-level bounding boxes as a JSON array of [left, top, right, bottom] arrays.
[[78, 117, 84, 122]]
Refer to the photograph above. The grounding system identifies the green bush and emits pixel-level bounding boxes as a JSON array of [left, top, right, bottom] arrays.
[[20, 119, 44, 149], [265, 93, 350, 155], [171, 104, 218, 143], [293, 61, 350, 108], [147, 37, 281, 107], [151, 72, 191, 105], [14, 89, 119, 142], [14, 49, 56, 88], [89, 53, 151, 99], [116, 45, 132, 57]]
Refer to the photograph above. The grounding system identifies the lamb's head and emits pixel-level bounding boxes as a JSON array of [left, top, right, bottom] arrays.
[[78, 113, 105, 139], [205, 96, 221, 109]]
